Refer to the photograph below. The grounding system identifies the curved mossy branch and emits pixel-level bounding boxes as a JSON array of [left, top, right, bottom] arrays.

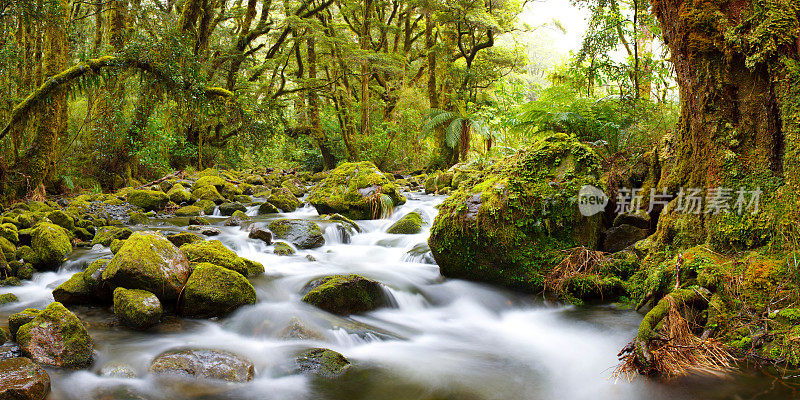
[[0, 56, 234, 142]]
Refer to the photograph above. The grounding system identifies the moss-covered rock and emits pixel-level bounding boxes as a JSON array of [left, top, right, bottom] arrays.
[[267, 187, 300, 212], [428, 134, 603, 293], [602, 224, 649, 253], [0, 236, 15, 261], [218, 202, 246, 216], [386, 211, 426, 234], [0, 223, 19, 244], [127, 190, 169, 211], [273, 242, 295, 255], [167, 183, 191, 204], [179, 263, 256, 318], [190, 185, 225, 204], [307, 162, 406, 220], [223, 210, 251, 226], [180, 240, 264, 277], [91, 226, 132, 246], [16, 302, 93, 368], [424, 171, 454, 194], [109, 239, 125, 254], [248, 227, 272, 244], [52, 272, 94, 305], [150, 349, 254, 382], [194, 199, 217, 215], [257, 201, 279, 215], [0, 292, 18, 305], [193, 175, 227, 189], [295, 348, 351, 378], [282, 179, 306, 197], [29, 223, 72, 270], [0, 357, 51, 400], [301, 274, 387, 315], [46, 210, 74, 231], [8, 309, 41, 340], [174, 205, 201, 217], [268, 219, 324, 249], [102, 231, 192, 301], [113, 288, 162, 330], [166, 232, 203, 247]]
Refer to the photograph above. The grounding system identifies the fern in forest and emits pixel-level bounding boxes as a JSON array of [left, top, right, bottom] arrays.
[[422, 102, 492, 160]]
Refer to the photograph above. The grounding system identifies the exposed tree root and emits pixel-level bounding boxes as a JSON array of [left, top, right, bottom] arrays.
[[545, 246, 606, 294]]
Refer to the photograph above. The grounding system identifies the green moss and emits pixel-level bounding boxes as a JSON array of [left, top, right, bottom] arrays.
[[0, 292, 18, 305], [52, 271, 94, 305], [428, 134, 603, 293], [269, 219, 324, 249], [282, 179, 306, 197], [194, 175, 226, 189], [190, 185, 224, 204], [167, 183, 191, 203], [296, 348, 351, 378], [219, 202, 246, 216], [30, 222, 72, 269], [273, 242, 295, 255], [301, 274, 386, 315], [386, 212, 425, 234], [47, 210, 75, 230], [113, 287, 162, 330], [258, 201, 279, 215], [128, 211, 149, 225], [180, 240, 264, 277], [91, 226, 132, 246], [8, 308, 42, 339], [179, 263, 256, 318], [127, 190, 169, 211], [307, 162, 406, 220], [102, 231, 192, 301], [16, 302, 93, 368], [166, 232, 203, 247], [174, 205, 201, 217], [267, 187, 300, 212]]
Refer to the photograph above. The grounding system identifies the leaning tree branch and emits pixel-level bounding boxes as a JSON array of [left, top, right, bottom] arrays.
[[0, 56, 234, 142]]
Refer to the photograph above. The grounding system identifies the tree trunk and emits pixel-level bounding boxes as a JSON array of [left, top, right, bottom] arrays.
[[651, 0, 799, 250], [21, 0, 69, 196], [307, 35, 336, 170], [360, 0, 372, 138]]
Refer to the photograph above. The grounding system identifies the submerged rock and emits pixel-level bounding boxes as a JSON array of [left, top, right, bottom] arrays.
[[180, 240, 264, 277], [102, 231, 192, 301], [301, 274, 387, 315], [113, 288, 163, 330], [179, 263, 256, 318], [150, 349, 255, 382], [269, 219, 324, 249], [307, 162, 405, 220], [15, 302, 93, 368], [0, 357, 51, 400], [295, 348, 351, 378], [428, 134, 604, 293]]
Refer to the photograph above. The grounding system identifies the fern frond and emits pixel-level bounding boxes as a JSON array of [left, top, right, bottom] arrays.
[[445, 118, 462, 148]]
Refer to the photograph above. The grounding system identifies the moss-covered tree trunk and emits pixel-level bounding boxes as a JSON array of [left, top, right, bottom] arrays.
[[21, 0, 69, 197], [651, 0, 800, 250], [307, 35, 336, 170]]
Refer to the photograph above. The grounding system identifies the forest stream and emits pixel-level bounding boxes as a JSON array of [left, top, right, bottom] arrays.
[[0, 190, 797, 400]]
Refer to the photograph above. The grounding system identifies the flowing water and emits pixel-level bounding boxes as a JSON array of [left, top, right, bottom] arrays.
[[0, 192, 798, 400]]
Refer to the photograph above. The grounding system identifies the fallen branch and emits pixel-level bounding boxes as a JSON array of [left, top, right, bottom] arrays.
[[136, 170, 185, 189]]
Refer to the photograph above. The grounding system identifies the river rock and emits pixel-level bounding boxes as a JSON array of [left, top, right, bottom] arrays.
[[174, 205, 201, 217], [301, 274, 387, 315], [267, 187, 300, 212], [15, 302, 93, 368], [180, 240, 264, 277], [269, 219, 324, 249], [91, 226, 132, 246], [223, 210, 251, 226], [47, 210, 75, 231], [612, 210, 651, 230], [257, 201, 279, 215], [52, 271, 94, 305], [428, 134, 604, 293], [150, 349, 255, 382], [166, 232, 203, 247], [113, 288, 163, 330], [29, 222, 72, 270], [281, 179, 306, 197], [190, 185, 225, 204], [127, 189, 169, 211], [295, 348, 350, 378], [102, 231, 192, 301], [218, 202, 247, 216], [248, 226, 272, 244], [386, 210, 427, 234], [167, 183, 191, 204], [8, 309, 42, 340], [179, 263, 256, 318], [307, 162, 406, 220], [0, 357, 51, 400], [273, 242, 295, 255], [602, 224, 649, 253]]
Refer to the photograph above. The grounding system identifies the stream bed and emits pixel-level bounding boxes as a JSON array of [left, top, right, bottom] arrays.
[[1, 192, 798, 400]]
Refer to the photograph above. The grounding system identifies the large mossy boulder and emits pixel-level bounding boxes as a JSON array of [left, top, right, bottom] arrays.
[[179, 240, 264, 277], [127, 190, 169, 211], [150, 349, 255, 382], [15, 302, 93, 368], [218, 202, 246, 216], [428, 134, 604, 292], [267, 187, 300, 212], [29, 222, 72, 270], [113, 288, 163, 330], [179, 263, 256, 318], [307, 162, 405, 220], [0, 357, 51, 400], [101, 231, 192, 301], [301, 274, 387, 315], [191, 185, 225, 204], [268, 219, 324, 249], [167, 183, 191, 204]]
